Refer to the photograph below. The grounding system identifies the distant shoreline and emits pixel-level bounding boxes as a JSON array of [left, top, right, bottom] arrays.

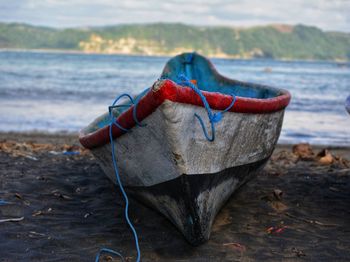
[[2, 23, 349, 62], [1, 48, 348, 63]]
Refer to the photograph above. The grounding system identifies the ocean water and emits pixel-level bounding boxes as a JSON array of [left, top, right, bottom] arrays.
[[0, 51, 349, 146]]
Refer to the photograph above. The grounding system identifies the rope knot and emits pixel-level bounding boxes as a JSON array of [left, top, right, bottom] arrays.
[[210, 113, 222, 123]]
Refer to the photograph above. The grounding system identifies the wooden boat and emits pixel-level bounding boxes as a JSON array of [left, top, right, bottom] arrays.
[[79, 53, 291, 245]]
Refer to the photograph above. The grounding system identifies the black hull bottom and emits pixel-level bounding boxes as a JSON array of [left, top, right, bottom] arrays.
[[126, 157, 269, 246]]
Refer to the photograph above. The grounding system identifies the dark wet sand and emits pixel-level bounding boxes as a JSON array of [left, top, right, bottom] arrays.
[[0, 132, 349, 261]]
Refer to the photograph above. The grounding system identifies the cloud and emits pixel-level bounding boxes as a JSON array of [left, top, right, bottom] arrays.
[[0, 0, 349, 32]]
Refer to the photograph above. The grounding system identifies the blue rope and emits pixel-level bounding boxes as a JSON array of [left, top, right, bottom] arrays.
[[108, 94, 134, 132], [96, 93, 144, 262], [177, 74, 236, 141]]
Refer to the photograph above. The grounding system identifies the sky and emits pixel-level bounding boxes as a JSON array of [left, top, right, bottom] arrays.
[[0, 0, 349, 32]]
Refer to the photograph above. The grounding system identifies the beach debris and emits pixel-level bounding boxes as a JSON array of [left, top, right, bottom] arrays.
[[274, 226, 287, 234], [270, 150, 298, 164], [267, 150, 298, 176], [0, 216, 24, 223], [49, 150, 81, 156], [285, 212, 339, 227], [14, 193, 23, 200], [311, 220, 338, 227], [33, 208, 53, 216], [14, 193, 30, 205], [261, 189, 288, 212], [28, 231, 46, 238], [84, 212, 93, 219], [61, 194, 73, 200], [270, 201, 288, 212], [289, 144, 350, 167], [49, 151, 61, 155], [0, 140, 90, 158], [52, 190, 73, 200], [32, 210, 44, 217], [262, 189, 284, 202], [266, 225, 288, 234], [0, 141, 46, 159], [316, 149, 349, 167], [292, 143, 314, 160], [63, 151, 80, 155], [62, 144, 86, 155], [273, 189, 283, 200], [292, 247, 306, 257], [103, 255, 114, 262], [329, 186, 340, 192], [317, 149, 334, 165], [338, 157, 350, 168], [23, 154, 38, 161], [223, 242, 246, 253], [266, 226, 274, 234]]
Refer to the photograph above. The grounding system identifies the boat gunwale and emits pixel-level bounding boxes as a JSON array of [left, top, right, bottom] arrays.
[[79, 79, 291, 149]]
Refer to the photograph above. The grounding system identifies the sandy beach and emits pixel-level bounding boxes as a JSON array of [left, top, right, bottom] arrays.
[[0, 132, 349, 261]]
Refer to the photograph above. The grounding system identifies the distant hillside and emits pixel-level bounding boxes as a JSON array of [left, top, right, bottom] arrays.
[[1, 22, 349, 61]]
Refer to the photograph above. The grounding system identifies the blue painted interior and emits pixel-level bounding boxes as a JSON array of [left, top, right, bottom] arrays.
[[161, 52, 281, 99], [85, 53, 283, 134]]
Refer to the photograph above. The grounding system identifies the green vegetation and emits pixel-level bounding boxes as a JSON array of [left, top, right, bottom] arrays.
[[1, 22, 349, 61]]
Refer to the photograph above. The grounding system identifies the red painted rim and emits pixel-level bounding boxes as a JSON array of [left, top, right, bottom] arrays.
[[79, 79, 291, 149]]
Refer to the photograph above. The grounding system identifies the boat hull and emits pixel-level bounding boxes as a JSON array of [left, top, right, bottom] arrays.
[[88, 100, 285, 245], [126, 157, 269, 245], [92, 100, 284, 187]]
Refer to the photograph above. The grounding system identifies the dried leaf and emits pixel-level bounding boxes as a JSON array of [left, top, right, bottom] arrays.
[[0, 140, 89, 158], [273, 189, 283, 200], [223, 242, 246, 253], [292, 247, 306, 257], [270, 201, 288, 212], [292, 143, 314, 160], [329, 187, 340, 192], [32, 210, 43, 217], [28, 231, 46, 238], [14, 193, 23, 199], [317, 149, 334, 165]]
